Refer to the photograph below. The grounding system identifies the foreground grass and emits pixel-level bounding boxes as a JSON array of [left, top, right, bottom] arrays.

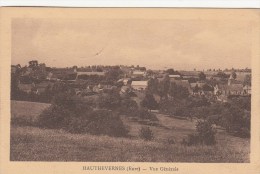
[[10, 126, 249, 162], [10, 100, 250, 162]]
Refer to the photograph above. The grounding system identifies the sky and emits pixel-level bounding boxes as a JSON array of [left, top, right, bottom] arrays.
[[12, 18, 252, 70]]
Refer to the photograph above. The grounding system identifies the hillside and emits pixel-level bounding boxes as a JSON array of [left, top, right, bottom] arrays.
[[10, 100, 250, 162]]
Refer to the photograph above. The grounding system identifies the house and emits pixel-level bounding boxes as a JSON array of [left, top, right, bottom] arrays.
[[46, 72, 59, 81], [190, 82, 205, 89], [120, 86, 132, 95], [77, 71, 105, 76], [243, 85, 251, 95], [117, 78, 131, 85], [131, 71, 146, 78], [190, 82, 214, 96], [131, 81, 148, 91], [93, 84, 104, 93], [18, 83, 33, 93], [214, 84, 244, 96], [169, 74, 181, 79], [61, 73, 77, 82], [228, 78, 242, 85]]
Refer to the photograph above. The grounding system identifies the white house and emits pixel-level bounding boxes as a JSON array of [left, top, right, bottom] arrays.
[[169, 74, 181, 79], [132, 71, 146, 78], [131, 81, 148, 91]]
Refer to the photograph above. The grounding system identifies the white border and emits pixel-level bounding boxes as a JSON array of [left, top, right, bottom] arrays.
[[0, 0, 260, 8]]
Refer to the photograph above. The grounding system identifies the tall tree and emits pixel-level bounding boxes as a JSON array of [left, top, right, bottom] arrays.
[[198, 72, 206, 81], [243, 74, 251, 86], [141, 93, 158, 111], [166, 68, 175, 75], [231, 71, 237, 79], [158, 75, 170, 99]]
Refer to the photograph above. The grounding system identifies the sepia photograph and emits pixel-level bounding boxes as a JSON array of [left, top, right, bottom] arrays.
[[9, 10, 253, 163], [1, 7, 260, 174]]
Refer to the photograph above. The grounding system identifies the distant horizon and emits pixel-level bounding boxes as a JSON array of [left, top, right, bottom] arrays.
[[12, 61, 251, 72]]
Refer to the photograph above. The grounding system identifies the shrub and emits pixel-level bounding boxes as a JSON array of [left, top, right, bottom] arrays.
[[82, 110, 129, 137], [38, 93, 129, 137], [167, 137, 176, 144], [38, 105, 74, 129], [133, 108, 158, 121], [120, 98, 138, 116], [182, 120, 216, 146], [182, 133, 201, 146], [196, 120, 216, 145], [97, 92, 121, 111], [141, 93, 158, 111], [139, 127, 153, 141]]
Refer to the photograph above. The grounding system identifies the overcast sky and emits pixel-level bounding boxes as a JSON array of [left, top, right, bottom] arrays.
[[12, 18, 252, 70]]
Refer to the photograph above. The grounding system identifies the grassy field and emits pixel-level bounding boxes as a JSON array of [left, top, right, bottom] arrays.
[[10, 100, 250, 162], [11, 100, 50, 123]]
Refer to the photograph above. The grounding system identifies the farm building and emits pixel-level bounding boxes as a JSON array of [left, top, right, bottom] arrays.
[[214, 84, 244, 96], [243, 85, 251, 95], [169, 74, 181, 79], [131, 81, 148, 91], [131, 71, 146, 78]]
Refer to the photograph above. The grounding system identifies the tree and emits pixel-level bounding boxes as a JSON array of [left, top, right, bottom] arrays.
[[147, 78, 159, 94], [97, 91, 121, 110], [243, 74, 251, 86], [105, 67, 123, 81], [193, 84, 199, 93], [11, 73, 20, 100], [141, 93, 158, 111], [202, 84, 214, 92], [198, 72, 206, 81], [157, 75, 170, 99], [166, 68, 175, 75], [120, 97, 138, 115], [168, 82, 189, 99], [216, 72, 229, 79], [231, 71, 237, 79], [28, 60, 39, 70]]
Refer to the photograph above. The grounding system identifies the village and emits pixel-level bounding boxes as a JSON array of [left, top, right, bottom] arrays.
[[12, 60, 251, 104]]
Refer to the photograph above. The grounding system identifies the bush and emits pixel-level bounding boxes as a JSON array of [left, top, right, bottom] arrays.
[[134, 108, 158, 121], [38, 105, 74, 129], [167, 137, 176, 144], [181, 133, 201, 146], [120, 98, 138, 116], [38, 93, 129, 137], [182, 120, 216, 146], [139, 127, 154, 141], [88, 110, 128, 137], [196, 120, 216, 145]]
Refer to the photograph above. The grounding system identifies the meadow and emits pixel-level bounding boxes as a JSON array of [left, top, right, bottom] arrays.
[[10, 100, 250, 162]]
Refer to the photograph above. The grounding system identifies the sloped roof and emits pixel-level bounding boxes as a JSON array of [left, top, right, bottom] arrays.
[[218, 84, 243, 91], [169, 74, 181, 78], [190, 82, 205, 88], [77, 71, 105, 76], [131, 81, 148, 86], [228, 79, 243, 85], [243, 85, 251, 90], [133, 71, 145, 75]]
